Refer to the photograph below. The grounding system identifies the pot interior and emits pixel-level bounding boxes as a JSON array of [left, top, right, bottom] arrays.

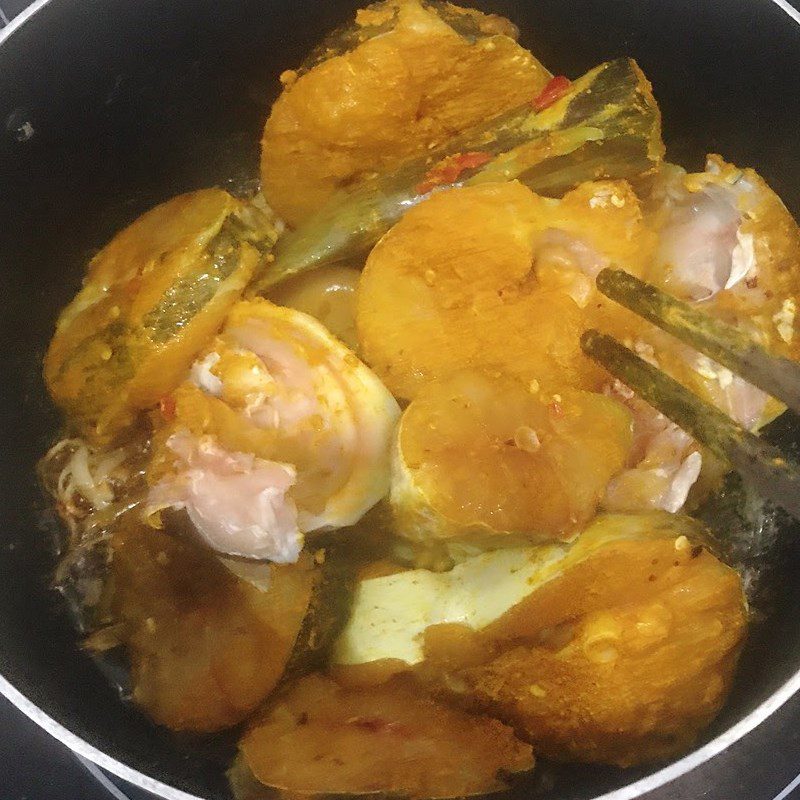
[[1, 1, 800, 797]]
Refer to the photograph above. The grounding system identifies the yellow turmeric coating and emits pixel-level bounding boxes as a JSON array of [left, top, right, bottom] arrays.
[[239, 673, 533, 797], [357, 179, 654, 400], [260, 0, 551, 225], [461, 520, 747, 766], [45, 190, 272, 442], [392, 370, 633, 547]]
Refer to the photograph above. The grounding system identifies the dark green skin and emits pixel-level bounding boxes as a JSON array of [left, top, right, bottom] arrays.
[[283, 503, 401, 677], [283, 540, 357, 677], [253, 58, 663, 291], [52, 204, 278, 430], [297, 1, 517, 77]]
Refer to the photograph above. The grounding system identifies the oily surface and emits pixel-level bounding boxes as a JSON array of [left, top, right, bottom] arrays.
[[357, 180, 653, 400], [394, 370, 633, 542], [261, 0, 550, 224], [240, 672, 533, 797], [107, 523, 316, 732], [457, 527, 748, 766], [44, 190, 258, 442]]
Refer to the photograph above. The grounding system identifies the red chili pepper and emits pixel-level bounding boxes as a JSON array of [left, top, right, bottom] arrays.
[[159, 394, 176, 421], [532, 75, 572, 112], [416, 151, 492, 195], [452, 151, 493, 172]]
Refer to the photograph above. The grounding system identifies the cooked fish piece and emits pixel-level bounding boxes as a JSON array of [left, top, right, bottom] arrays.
[[333, 544, 565, 671], [45, 190, 278, 442], [103, 522, 318, 732], [147, 299, 400, 562], [257, 57, 665, 288], [357, 165, 798, 514], [457, 531, 747, 766], [260, 0, 551, 225], [645, 156, 800, 313], [600, 389, 705, 514], [391, 370, 632, 553], [334, 512, 701, 669], [233, 673, 533, 798], [631, 155, 800, 430], [297, 0, 523, 74], [268, 264, 361, 351], [332, 513, 747, 766], [356, 179, 653, 401], [598, 156, 800, 510]]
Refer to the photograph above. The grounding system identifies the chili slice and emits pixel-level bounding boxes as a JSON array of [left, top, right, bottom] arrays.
[[532, 76, 572, 112], [416, 151, 493, 195]]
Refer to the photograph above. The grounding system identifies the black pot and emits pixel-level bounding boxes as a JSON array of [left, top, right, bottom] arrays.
[[2, 1, 800, 798]]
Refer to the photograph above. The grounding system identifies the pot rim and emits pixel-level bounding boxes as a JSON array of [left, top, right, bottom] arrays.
[[5, 664, 800, 800], [2, 0, 800, 797]]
